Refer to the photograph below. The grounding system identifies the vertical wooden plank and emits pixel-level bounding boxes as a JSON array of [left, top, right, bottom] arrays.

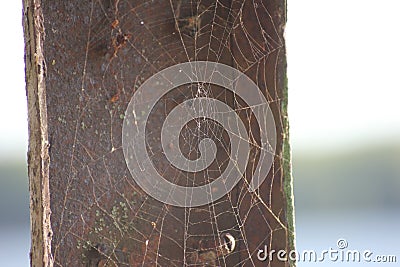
[[24, 0, 294, 266]]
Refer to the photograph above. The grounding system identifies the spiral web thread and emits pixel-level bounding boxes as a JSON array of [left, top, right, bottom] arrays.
[[51, 0, 289, 266]]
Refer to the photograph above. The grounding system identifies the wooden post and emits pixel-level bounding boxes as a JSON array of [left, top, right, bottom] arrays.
[[24, 0, 295, 266]]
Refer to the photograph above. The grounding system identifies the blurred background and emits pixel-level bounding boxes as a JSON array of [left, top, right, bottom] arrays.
[[0, 0, 399, 266], [287, 0, 400, 266]]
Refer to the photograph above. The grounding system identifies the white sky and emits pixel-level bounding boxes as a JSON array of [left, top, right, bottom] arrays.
[[0, 1, 26, 158], [0, 0, 400, 158], [286, 0, 400, 152]]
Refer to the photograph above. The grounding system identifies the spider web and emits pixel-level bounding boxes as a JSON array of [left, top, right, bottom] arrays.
[[42, 0, 290, 266]]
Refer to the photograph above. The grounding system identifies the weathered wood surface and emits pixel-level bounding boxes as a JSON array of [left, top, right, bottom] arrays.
[[23, 0, 294, 266]]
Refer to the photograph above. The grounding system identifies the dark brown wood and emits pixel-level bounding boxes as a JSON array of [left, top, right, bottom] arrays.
[[24, 0, 294, 266]]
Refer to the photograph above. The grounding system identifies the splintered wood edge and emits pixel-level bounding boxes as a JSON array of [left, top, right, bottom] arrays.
[[23, 0, 53, 266], [281, 1, 297, 266]]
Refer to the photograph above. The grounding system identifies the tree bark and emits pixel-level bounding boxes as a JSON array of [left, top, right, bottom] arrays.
[[23, 0, 295, 266]]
